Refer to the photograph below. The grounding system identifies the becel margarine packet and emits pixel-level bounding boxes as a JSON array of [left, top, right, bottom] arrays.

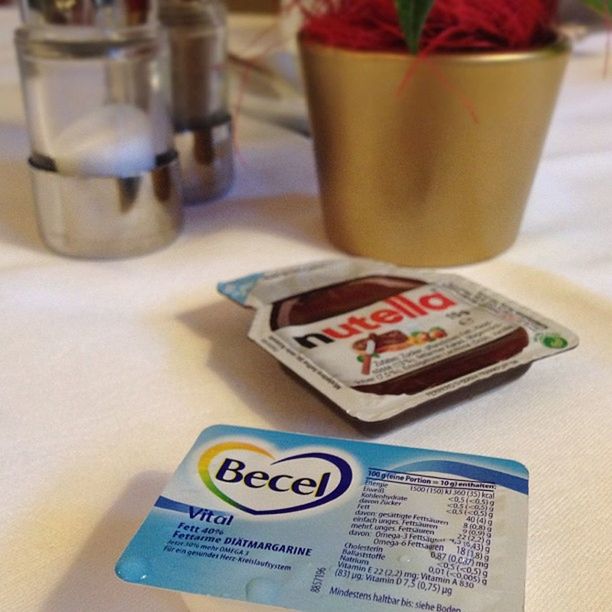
[[116, 425, 530, 611], [218, 258, 578, 422]]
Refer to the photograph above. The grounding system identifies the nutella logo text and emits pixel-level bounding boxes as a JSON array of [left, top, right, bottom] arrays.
[[292, 290, 456, 349]]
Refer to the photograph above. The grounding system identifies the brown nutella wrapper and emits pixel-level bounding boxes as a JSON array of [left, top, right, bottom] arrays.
[[218, 259, 578, 422]]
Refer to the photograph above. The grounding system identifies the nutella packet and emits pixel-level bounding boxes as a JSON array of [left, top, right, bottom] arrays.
[[218, 259, 578, 422]]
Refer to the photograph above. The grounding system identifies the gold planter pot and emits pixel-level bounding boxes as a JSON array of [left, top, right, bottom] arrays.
[[299, 37, 570, 266]]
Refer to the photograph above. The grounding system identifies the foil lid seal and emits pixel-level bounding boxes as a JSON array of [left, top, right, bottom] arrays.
[[158, 0, 225, 27]]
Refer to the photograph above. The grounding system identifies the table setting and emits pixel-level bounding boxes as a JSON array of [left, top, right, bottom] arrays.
[[0, 1, 611, 610]]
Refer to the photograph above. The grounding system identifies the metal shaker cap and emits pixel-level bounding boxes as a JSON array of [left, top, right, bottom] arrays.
[[158, 0, 225, 27], [18, 0, 158, 30]]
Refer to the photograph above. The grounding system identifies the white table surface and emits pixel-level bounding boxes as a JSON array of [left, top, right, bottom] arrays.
[[1, 8, 611, 612]]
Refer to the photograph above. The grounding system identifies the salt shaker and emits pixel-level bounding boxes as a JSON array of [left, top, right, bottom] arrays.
[[15, 0, 183, 258], [159, 0, 234, 204]]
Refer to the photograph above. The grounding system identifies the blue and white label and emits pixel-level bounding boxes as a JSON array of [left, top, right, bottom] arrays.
[[116, 426, 529, 611]]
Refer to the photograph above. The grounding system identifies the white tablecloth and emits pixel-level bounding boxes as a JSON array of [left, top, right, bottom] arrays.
[[1, 8, 610, 612]]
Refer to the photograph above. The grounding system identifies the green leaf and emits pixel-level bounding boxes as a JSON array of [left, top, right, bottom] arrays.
[[581, 0, 612, 15], [395, 0, 436, 54]]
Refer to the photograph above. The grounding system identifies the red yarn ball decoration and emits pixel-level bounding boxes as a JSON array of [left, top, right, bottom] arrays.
[[299, 0, 559, 53]]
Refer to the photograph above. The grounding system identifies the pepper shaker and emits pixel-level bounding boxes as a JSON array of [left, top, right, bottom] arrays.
[[159, 0, 234, 204]]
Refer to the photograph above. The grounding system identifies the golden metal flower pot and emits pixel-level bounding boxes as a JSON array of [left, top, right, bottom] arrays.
[[299, 37, 570, 266]]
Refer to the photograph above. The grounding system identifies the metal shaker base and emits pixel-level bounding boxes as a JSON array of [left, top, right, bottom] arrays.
[[175, 118, 234, 205], [30, 155, 183, 259]]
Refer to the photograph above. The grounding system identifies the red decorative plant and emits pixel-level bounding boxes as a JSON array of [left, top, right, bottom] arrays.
[[299, 0, 609, 54]]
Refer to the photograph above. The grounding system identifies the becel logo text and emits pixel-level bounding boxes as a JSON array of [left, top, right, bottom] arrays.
[[199, 441, 354, 516]]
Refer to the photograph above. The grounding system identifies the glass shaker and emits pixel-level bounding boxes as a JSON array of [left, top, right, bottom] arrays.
[[159, 0, 234, 204], [15, 0, 183, 258]]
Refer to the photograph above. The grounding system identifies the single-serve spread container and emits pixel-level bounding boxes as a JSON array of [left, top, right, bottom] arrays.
[[116, 425, 531, 611], [219, 258, 578, 422]]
